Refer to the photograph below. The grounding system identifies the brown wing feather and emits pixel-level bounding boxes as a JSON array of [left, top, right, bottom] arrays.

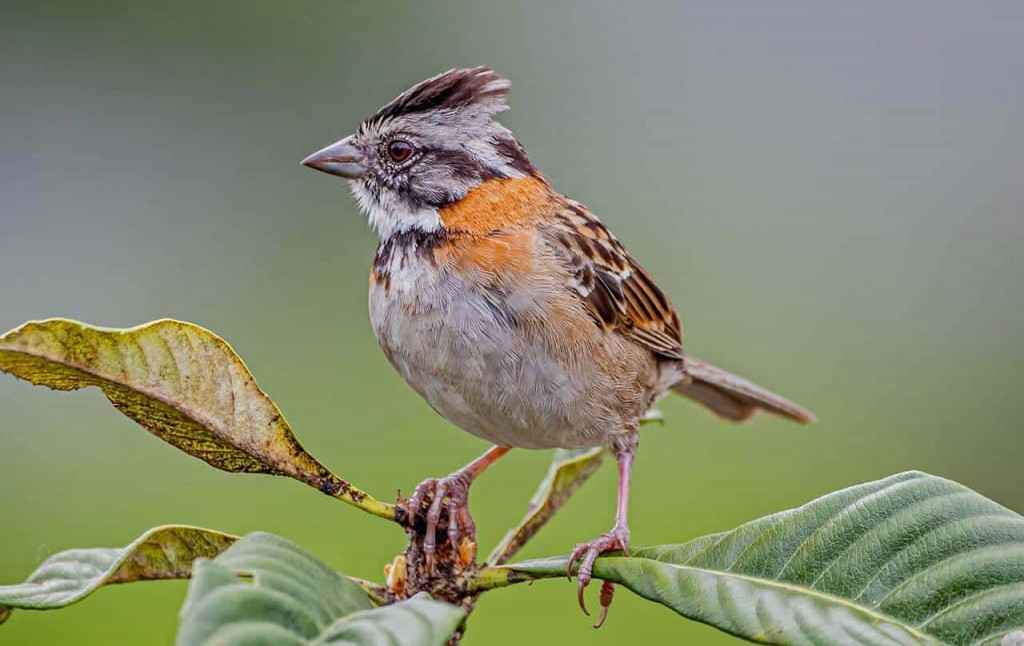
[[541, 200, 683, 360], [535, 197, 814, 425]]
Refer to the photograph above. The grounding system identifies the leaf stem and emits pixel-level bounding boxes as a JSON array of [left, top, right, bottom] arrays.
[[329, 487, 397, 521], [298, 471, 397, 521], [347, 576, 390, 605]]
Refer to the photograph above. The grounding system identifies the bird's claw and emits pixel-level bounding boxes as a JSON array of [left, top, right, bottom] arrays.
[[567, 525, 629, 621], [403, 473, 474, 576], [594, 580, 615, 629]]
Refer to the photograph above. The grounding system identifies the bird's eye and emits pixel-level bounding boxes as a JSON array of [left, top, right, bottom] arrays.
[[387, 140, 414, 164]]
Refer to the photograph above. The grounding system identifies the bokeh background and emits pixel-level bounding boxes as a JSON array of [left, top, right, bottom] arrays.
[[2, 1, 1022, 643]]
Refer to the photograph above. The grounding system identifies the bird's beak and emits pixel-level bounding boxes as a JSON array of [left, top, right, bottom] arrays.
[[301, 135, 366, 179]]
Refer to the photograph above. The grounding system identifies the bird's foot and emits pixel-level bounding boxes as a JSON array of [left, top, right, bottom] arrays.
[[567, 525, 630, 627], [402, 472, 475, 576]]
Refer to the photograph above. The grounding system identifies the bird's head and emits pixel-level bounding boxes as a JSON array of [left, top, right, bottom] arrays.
[[302, 67, 537, 239]]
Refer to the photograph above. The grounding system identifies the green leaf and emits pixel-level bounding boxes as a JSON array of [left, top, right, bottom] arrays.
[[317, 594, 466, 645], [487, 447, 605, 566], [177, 532, 464, 645], [0, 319, 394, 519], [507, 471, 1024, 645], [0, 525, 236, 624]]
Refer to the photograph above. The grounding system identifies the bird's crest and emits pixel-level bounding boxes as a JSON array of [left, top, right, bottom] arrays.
[[368, 67, 510, 125]]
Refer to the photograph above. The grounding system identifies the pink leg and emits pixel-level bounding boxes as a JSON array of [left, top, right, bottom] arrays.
[[567, 432, 637, 626], [406, 445, 511, 574], [460, 445, 512, 479]]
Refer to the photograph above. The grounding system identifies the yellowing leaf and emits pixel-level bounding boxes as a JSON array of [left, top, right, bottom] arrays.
[[0, 319, 393, 519], [0, 525, 236, 623]]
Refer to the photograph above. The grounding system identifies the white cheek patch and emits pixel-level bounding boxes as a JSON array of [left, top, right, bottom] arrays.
[[349, 181, 442, 239]]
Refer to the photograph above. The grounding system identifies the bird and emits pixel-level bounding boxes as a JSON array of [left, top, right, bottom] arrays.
[[301, 67, 814, 625]]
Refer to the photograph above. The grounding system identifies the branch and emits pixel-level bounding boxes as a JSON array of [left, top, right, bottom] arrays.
[[467, 564, 556, 594]]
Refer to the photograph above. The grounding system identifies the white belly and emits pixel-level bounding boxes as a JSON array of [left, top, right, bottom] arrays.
[[368, 256, 616, 449]]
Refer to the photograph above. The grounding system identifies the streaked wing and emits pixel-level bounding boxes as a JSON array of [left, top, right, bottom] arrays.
[[541, 200, 683, 360]]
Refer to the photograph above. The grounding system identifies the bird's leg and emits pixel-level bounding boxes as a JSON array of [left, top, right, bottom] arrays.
[[567, 431, 637, 625], [405, 445, 511, 575]]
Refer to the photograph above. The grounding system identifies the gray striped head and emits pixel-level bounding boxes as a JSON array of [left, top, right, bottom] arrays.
[[303, 67, 537, 238]]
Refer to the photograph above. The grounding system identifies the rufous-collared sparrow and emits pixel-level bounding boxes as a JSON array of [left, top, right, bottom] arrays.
[[302, 67, 814, 622]]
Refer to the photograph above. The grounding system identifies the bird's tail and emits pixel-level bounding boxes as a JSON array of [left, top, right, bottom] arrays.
[[671, 355, 815, 424]]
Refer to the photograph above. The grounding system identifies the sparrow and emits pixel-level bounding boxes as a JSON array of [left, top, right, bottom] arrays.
[[302, 67, 814, 624]]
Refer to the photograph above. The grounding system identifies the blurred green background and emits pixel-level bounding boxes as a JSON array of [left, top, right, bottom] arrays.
[[2, 1, 1022, 643]]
